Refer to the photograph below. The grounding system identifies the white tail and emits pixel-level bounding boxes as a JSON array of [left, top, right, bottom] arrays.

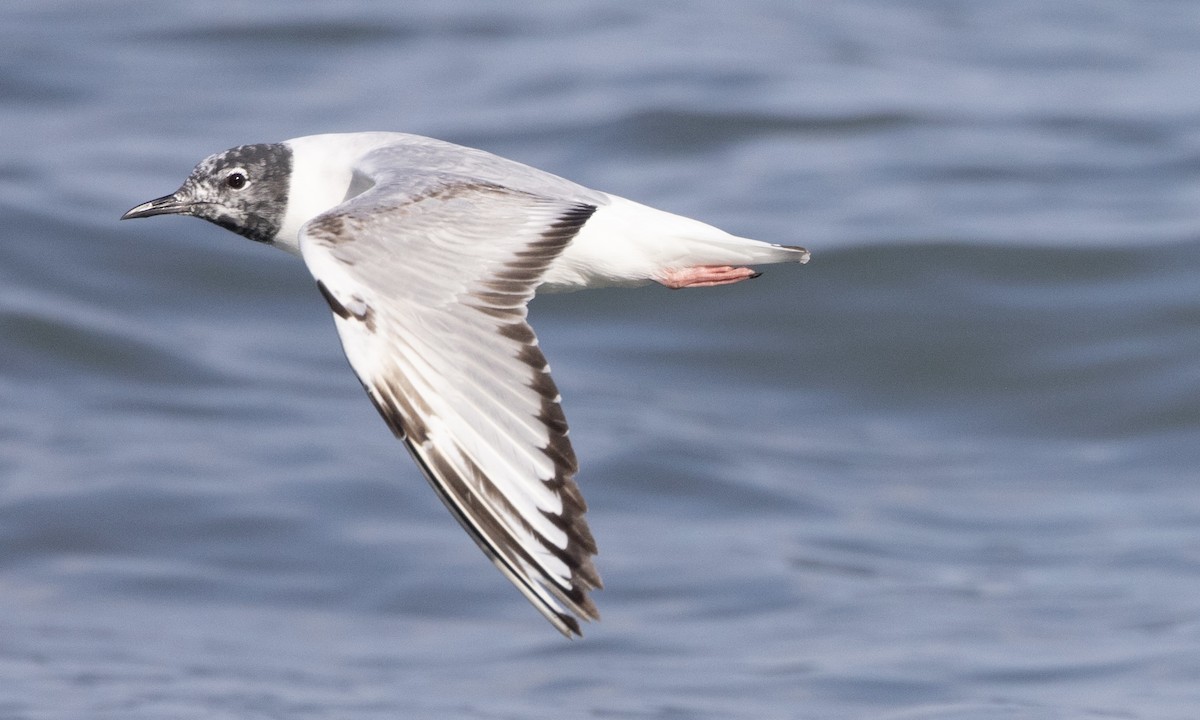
[[543, 195, 808, 291]]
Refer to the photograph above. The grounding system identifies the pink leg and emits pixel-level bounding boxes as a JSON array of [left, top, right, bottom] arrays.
[[655, 265, 762, 289]]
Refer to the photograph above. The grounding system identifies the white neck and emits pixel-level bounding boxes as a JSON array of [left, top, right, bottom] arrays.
[[273, 133, 401, 255]]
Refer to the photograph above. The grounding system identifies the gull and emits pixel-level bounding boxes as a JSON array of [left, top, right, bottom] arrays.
[[121, 132, 809, 636]]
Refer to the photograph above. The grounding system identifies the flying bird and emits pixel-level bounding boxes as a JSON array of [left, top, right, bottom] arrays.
[[121, 132, 809, 636]]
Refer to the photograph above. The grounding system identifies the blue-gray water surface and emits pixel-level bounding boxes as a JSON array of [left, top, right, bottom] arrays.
[[3, 2, 1200, 718]]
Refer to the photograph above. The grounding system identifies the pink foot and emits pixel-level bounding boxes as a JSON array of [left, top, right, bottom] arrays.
[[655, 265, 762, 289]]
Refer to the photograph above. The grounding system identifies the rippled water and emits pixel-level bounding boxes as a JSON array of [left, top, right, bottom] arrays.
[[3, 1, 1200, 718]]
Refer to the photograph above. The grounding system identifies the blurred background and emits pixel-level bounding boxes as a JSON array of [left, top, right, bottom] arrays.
[[2, 1, 1200, 718]]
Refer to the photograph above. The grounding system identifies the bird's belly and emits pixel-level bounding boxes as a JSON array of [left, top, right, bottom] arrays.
[[538, 197, 710, 292]]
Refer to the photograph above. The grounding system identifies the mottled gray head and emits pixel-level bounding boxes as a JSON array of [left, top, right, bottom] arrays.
[[121, 143, 293, 244]]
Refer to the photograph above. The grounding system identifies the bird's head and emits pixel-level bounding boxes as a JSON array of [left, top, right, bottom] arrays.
[[121, 143, 292, 244]]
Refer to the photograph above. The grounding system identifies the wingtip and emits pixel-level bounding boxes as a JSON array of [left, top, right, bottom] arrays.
[[557, 613, 583, 639], [786, 244, 811, 264], [551, 598, 601, 639]]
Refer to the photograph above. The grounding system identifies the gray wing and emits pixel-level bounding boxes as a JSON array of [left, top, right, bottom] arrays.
[[299, 166, 602, 637]]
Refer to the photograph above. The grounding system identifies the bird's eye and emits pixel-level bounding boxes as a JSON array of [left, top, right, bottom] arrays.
[[225, 170, 248, 190]]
